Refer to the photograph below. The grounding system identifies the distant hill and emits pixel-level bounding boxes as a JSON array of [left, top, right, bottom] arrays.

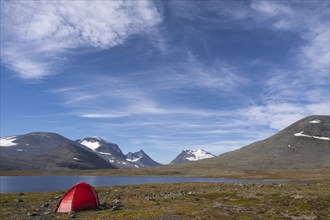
[[170, 149, 215, 164], [201, 115, 329, 169]]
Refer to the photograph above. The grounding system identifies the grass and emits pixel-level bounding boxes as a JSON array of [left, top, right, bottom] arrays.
[[1, 166, 329, 183], [1, 182, 329, 220], [1, 165, 329, 219]]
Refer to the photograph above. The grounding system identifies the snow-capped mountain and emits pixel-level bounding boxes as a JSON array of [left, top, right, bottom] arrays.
[[76, 137, 136, 168], [170, 149, 216, 164], [76, 137, 161, 168], [0, 132, 78, 157], [0, 133, 161, 170], [0, 132, 115, 170], [76, 137, 125, 158], [126, 150, 161, 167]]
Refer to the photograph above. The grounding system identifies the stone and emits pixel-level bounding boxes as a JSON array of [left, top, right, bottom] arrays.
[[113, 199, 121, 204], [27, 212, 38, 216], [111, 206, 120, 211], [69, 211, 76, 218], [41, 203, 50, 208]]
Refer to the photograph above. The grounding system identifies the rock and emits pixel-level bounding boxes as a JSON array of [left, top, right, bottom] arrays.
[[41, 203, 50, 208], [19, 193, 25, 196], [113, 199, 121, 204], [15, 198, 23, 202], [27, 212, 38, 216], [69, 211, 76, 218], [111, 206, 120, 211]]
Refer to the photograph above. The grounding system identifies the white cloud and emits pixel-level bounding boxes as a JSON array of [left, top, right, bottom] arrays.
[[155, 53, 249, 93], [251, 1, 293, 18], [250, 1, 329, 76], [1, 0, 162, 79], [242, 100, 329, 130], [300, 26, 330, 74]]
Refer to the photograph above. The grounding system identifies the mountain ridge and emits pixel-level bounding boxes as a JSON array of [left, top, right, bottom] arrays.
[[0, 133, 161, 170], [1, 115, 329, 171]]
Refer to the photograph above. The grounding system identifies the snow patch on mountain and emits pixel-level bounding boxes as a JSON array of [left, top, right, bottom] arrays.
[[79, 140, 100, 150], [186, 149, 215, 161], [294, 131, 329, 140], [98, 152, 112, 155], [126, 157, 141, 162], [0, 136, 17, 147], [309, 119, 321, 124]]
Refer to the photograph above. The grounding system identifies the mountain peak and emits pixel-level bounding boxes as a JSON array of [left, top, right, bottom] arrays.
[[76, 137, 125, 162], [170, 149, 215, 164], [126, 150, 160, 167]]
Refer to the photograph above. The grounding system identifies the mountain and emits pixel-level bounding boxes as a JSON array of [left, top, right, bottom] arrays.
[[170, 149, 216, 164], [212, 115, 330, 169], [126, 150, 161, 167], [76, 137, 136, 168], [41, 143, 116, 170], [0, 132, 115, 170], [0, 132, 77, 158], [76, 137, 161, 168]]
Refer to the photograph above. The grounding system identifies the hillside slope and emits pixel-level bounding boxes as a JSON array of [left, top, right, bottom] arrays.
[[214, 115, 329, 169]]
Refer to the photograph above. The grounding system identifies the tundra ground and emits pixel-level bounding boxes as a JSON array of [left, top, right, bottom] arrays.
[[1, 182, 329, 220]]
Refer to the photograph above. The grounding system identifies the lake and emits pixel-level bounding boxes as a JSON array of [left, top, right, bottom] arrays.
[[0, 176, 292, 193]]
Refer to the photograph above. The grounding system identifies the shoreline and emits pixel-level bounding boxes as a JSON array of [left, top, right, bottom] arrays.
[[1, 175, 315, 194], [1, 182, 329, 219], [1, 167, 329, 183]]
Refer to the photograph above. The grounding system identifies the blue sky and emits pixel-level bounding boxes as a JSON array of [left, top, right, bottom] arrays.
[[1, 0, 329, 164]]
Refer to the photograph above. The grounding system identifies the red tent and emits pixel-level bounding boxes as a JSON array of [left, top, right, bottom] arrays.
[[56, 182, 100, 213]]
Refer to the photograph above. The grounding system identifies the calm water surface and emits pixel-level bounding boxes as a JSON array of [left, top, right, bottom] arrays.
[[0, 176, 291, 193]]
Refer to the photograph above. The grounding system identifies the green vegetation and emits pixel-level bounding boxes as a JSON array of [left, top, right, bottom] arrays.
[[1, 166, 329, 183], [1, 182, 329, 219]]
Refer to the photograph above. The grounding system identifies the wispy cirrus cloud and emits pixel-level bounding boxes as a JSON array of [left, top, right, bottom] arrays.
[[250, 1, 329, 75], [51, 54, 247, 121], [0, 1, 162, 80], [157, 53, 249, 93]]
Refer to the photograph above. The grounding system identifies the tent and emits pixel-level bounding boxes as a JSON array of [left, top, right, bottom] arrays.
[[56, 182, 100, 213]]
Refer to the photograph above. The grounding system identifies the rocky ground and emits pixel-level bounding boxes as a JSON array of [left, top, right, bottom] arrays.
[[1, 182, 329, 220]]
